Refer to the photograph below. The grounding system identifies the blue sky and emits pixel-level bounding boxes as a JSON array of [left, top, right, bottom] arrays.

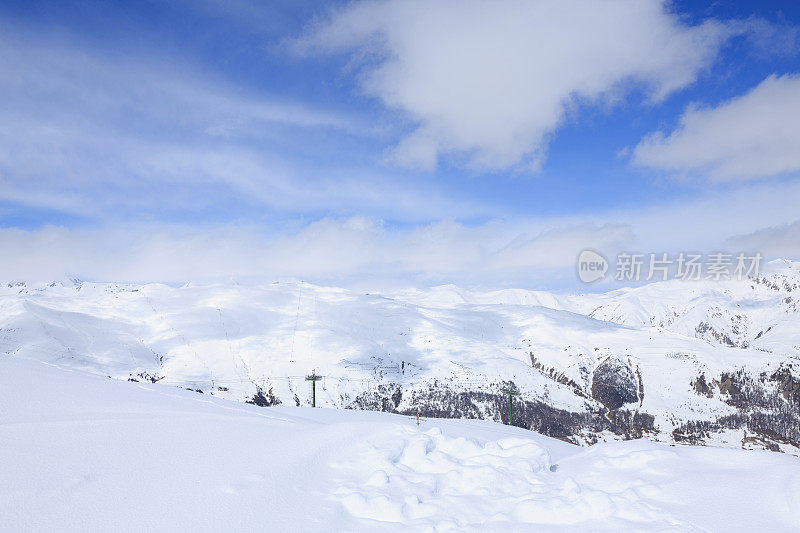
[[0, 0, 799, 289]]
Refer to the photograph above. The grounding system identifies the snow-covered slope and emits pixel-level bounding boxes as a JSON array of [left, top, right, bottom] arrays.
[[2, 356, 799, 531], [572, 260, 800, 350], [1, 260, 799, 452]]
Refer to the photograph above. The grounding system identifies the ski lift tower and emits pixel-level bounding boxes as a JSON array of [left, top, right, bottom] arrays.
[[305, 370, 323, 408], [500, 387, 519, 426]]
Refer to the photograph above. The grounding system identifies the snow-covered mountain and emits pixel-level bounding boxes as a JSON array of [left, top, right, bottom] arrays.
[[1, 260, 799, 453]]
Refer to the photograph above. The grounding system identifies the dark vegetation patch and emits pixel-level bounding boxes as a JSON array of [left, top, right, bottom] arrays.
[[591, 358, 638, 410], [247, 386, 282, 407], [345, 380, 655, 445]]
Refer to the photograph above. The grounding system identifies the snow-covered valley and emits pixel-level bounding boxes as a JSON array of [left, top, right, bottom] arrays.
[[1, 259, 799, 455], [2, 356, 799, 531]]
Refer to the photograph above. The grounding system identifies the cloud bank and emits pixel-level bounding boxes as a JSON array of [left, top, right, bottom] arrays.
[[3, 181, 799, 289]]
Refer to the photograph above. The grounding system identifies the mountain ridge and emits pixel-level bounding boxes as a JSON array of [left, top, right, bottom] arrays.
[[1, 259, 798, 453]]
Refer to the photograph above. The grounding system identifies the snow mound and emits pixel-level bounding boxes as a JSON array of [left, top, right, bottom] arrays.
[[333, 427, 552, 525]]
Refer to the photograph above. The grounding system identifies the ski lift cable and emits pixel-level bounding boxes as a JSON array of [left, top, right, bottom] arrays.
[[289, 283, 302, 364]]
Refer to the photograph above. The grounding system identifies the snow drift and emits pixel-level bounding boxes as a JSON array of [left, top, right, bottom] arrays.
[[2, 356, 799, 531]]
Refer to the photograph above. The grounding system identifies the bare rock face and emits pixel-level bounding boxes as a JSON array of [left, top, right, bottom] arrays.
[[771, 366, 800, 406], [591, 358, 638, 411]]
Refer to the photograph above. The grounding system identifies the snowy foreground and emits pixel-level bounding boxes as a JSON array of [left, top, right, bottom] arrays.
[[2, 356, 799, 532]]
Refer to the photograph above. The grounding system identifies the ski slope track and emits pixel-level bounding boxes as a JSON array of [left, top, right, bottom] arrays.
[[1, 259, 799, 453], [2, 356, 799, 531]]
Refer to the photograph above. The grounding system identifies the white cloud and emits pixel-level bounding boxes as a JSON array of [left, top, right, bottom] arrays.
[[487, 224, 633, 271], [726, 220, 800, 257], [295, 0, 732, 171], [2, 180, 799, 289], [0, 30, 485, 222], [633, 74, 800, 181]]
